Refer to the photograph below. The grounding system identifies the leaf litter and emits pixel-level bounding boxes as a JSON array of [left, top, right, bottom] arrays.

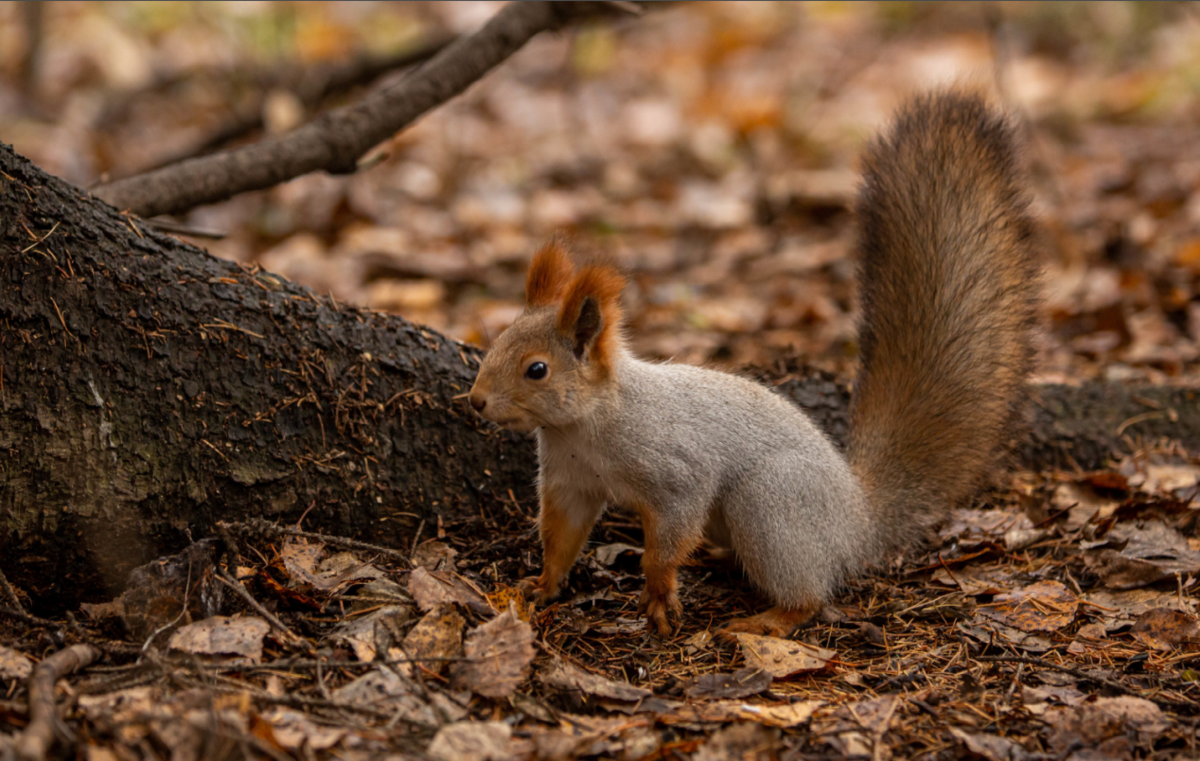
[[4, 2, 1200, 759]]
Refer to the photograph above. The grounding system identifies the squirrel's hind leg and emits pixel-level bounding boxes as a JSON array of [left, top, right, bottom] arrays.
[[635, 500, 704, 637], [717, 604, 819, 640]]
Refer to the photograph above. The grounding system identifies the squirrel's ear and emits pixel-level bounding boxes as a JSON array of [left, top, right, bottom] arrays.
[[558, 266, 625, 367], [526, 242, 574, 307]]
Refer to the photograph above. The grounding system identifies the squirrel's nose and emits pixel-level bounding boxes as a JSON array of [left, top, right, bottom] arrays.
[[469, 393, 486, 412]]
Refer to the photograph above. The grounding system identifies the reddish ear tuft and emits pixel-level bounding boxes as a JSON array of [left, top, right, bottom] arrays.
[[526, 242, 575, 307], [557, 265, 626, 371]]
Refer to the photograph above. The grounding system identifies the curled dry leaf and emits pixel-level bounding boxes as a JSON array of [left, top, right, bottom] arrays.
[[594, 542, 643, 566], [538, 657, 652, 702], [976, 580, 1079, 632], [427, 720, 512, 761], [167, 615, 271, 663], [282, 538, 385, 592], [0, 645, 33, 682], [1129, 607, 1200, 650], [734, 633, 834, 678], [811, 695, 898, 759], [408, 566, 492, 614], [485, 584, 531, 622], [451, 606, 535, 698]]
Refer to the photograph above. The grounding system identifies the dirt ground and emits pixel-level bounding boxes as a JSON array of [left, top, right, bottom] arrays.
[[2, 2, 1200, 759]]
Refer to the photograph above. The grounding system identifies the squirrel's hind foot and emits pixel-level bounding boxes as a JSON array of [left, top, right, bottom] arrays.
[[717, 605, 817, 641], [638, 585, 683, 637]]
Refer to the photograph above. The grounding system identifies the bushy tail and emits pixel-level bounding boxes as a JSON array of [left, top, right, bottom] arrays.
[[847, 92, 1040, 556]]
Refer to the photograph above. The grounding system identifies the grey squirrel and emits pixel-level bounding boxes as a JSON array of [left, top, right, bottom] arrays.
[[467, 91, 1040, 638]]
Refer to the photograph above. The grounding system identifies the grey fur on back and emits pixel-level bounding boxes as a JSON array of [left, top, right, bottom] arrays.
[[540, 350, 871, 608]]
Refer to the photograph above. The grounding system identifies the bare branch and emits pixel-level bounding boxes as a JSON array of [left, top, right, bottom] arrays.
[[93, 1, 636, 218]]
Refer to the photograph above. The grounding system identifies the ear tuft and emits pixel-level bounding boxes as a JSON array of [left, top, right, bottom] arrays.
[[557, 265, 626, 369], [526, 242, 575, 307]]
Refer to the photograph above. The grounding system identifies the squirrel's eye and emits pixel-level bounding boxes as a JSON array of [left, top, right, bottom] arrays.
[[525, 361, 548, 380]]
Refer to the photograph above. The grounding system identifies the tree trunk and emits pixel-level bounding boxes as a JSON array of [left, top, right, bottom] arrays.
[[2, 144, 1197, 611], [1, 144, 533, 611]]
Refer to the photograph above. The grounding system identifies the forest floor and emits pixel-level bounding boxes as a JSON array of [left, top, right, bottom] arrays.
[[2, 2, 1200, 759]]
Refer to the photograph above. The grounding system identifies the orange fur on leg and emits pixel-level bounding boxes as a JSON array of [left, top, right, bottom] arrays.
[[718, 604, 819, 641], [519, 488, 594, 605], [636, 504, 702, 637]]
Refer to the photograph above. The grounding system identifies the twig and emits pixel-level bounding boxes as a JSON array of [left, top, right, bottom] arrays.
[[92, 1, 641, 217], [0, 607, 55, 628], [0, 567, 25, 613], [976, 655, 1197, 712], [215, 569, 311, 653], [16, 644, 103, 761], [223, 518, 414, 564], [137, 35, 456, 172]]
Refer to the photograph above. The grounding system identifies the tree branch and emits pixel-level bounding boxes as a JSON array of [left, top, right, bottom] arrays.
[[92, 1, 638, 218]]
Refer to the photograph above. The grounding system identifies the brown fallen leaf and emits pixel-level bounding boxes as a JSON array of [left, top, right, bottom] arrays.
[[539, 657, 652, 702], [1085, 521, 1200, 589], [167, 615, 270, 663], [402, 603, 465, 673], [695, 722, 781, 761], [408, 566, 492, 614], [949, 728, 1027, 761], [411, 540, 459, 571], [427, 721, 512, 761], [330, 606, 414, 662], [734, 633, 834, 678], [1083, 587, 1187, 631], [1044, 696, 1169, 756], [260, 708, 346, 751], [451, 606, 535, 698], [684, 668, 772, 700], [977, 580, 1079, 632], [485, 584, 531, 622], [0, 645, 33, 682], [811, 695, 898, 759], [1130, 607, 1200, 650]]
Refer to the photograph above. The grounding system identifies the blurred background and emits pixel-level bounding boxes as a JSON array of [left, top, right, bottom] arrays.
[[2, 1, 1200, 382]]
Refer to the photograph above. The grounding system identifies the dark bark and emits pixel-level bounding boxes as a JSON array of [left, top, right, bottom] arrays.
[[3, 143, 1198, 613], [92, 1, 640, 218], [1, 143, 533, 612]]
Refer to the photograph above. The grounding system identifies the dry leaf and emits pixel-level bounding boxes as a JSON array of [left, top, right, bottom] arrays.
[[977, 581, 1079, 632], [539, 657, 652, 702], [485, 585, 531, 622], [734, 633, 834, 678], [950, 729, 1026, 761], [260, 708, 345, 750], [402, 604, 465, 672], [412, 540, 459, 571], [684, 668, 772, 700], [427, 721, 511, 761], [409, 566, 492, 614], [451, 607, 535, 698], [331, 606, 414, 662], [0, 646, 33, 682], [167, 616, 270, 663], [594, 543, 643, 566], [1044, 697, 1169, 756], [1130, 607, 1200, 650], [695, 722, 781, 761]]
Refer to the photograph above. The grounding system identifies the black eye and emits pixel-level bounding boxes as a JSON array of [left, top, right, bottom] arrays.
[[525, 361, 548, 380]]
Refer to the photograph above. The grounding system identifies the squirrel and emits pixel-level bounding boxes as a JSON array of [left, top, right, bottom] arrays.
[[467, 91, 1040, 638]]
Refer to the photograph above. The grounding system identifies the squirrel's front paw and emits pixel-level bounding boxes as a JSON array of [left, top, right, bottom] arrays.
[[517, 574, 559, 605], [638, 586, 682, 637]]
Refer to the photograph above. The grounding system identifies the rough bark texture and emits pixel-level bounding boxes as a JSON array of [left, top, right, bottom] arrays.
[[2, 143, 1198, 612], [1, 143, 533, 611]]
